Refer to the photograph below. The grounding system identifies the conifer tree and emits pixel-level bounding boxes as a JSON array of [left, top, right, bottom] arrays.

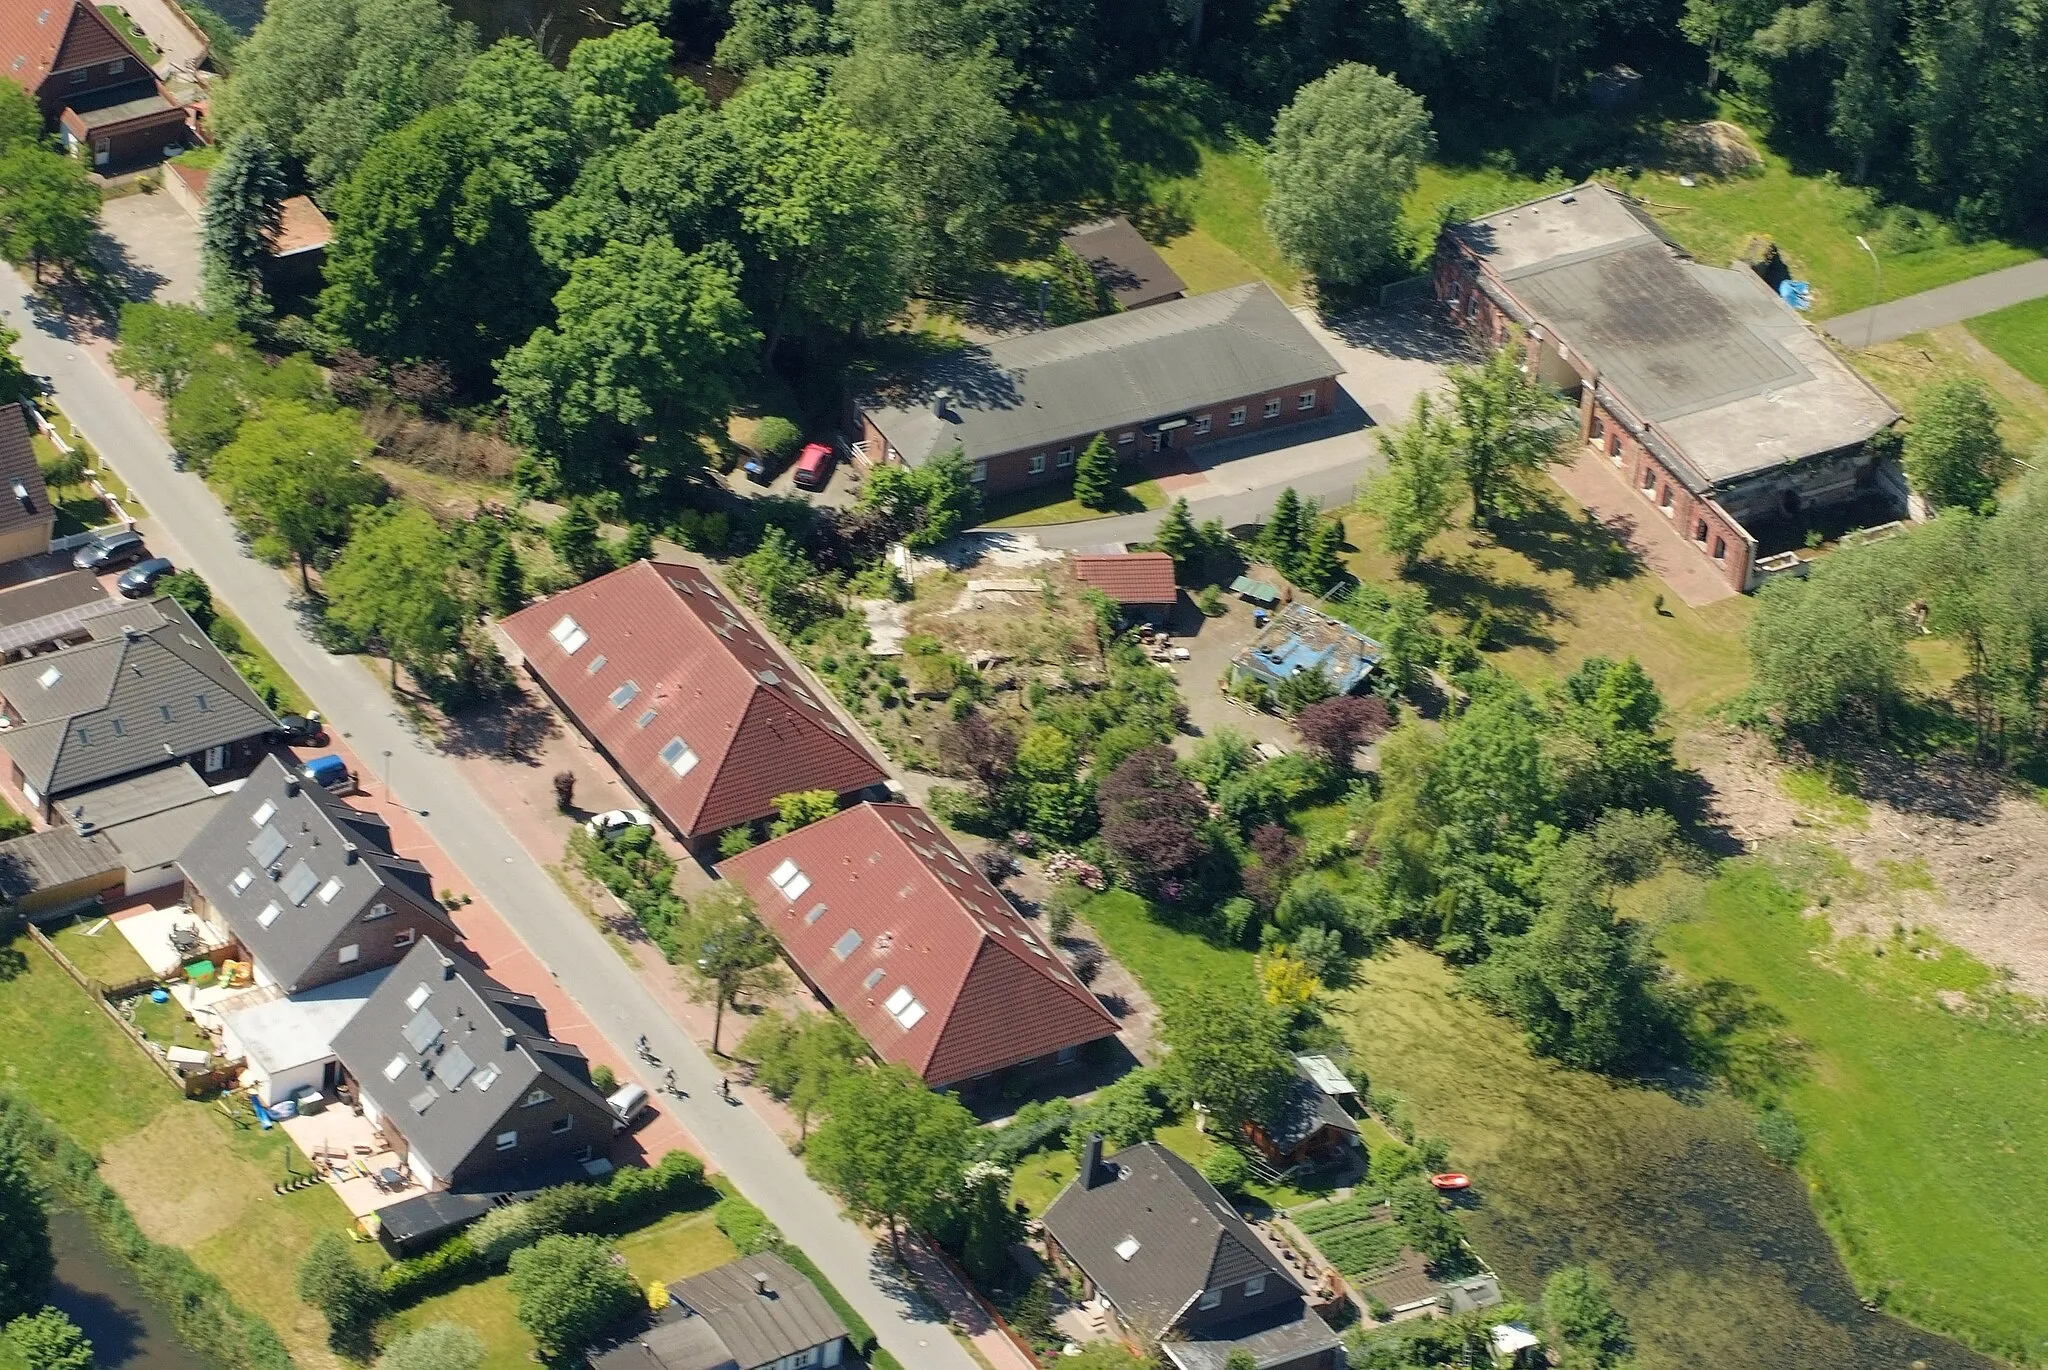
[[1072, 431, 1117, 510], [200, 132, 287, 320]]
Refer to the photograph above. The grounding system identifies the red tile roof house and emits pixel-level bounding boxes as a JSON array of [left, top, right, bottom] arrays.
[[501, 561, 889, 855], [719, 802, 1119, 1088], [0, 0, 188, 171], [1073, 551, 1178, 624]]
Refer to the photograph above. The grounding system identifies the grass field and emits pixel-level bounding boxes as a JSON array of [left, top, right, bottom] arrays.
[[1148, 142, 1305, 303], [1659, 858, 2048, 1365], [391, 1210, 737, 1370], [1854, 324, 2048, 454], [98, 6, 160, 62], [48, 916, 152, 985], [980, 473, 1167, 528], [1966, 295, 2048, 394], [1072, 888, 1253, 1002]]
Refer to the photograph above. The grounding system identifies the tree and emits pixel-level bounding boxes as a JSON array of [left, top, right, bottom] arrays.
[[808, 1063, 974, 1249], [1294, 695, 1393, 768], [1096, 744, 1209, 896], [1066, 1068, 1165, 1158], [740, 1010, 868, 1140], [1263, 64, 1434, 285], [723, 64, 909, 358], [565, 23, 681, 150], [484, 540, 527, 615], [506, 1234, 639, 1360], [948, 1161, 1024, 1286], [1157, 985, 1292, 1135], [1363, 394, 1461, 567], [856, 447, 979, 548], [374, 1321, 484, 1370], [498, 237, 756, 490], [1200, 1144, 1253, 1194], [1547, 656, 1673, 820], [295, 1231, 382, 1352], [111, 303, 245, 400], [324, 504, 464, 687], [0, 1140, 50, 1323], [200, 132, 287, 319], [1543, 1265, 1632, 1368], [1257, 487, 1310, 575], [1155, 497, 1198, 572], [939, 709, 1018, 808], [1294, 515, 1346, 591], [547, 500, 609, 581], [532, 93, 740, 272], [0, 144, 99, 280], [1743, 543, 1912, 732], [1014, 724, 1094, 842], [1904, 378, 2006, 509], [319, 105, 554, 386], [0, 81, 40, 152], [770, 789, 838, 836], [1389, 1177, 1465, 1269], [1449, 348, 1569, 528], [455, 39, 575, 205], [1069, 431, 1117, 509], [155, 570, 216, 631], [680, 887, 786, 1054], [4, 1309, 92, 1370], [210, 403, 381, 589]]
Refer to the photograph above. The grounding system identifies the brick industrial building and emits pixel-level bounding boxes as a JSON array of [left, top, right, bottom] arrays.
[[854, 282, 1343, 498], [1434, 183, 1901, 593]]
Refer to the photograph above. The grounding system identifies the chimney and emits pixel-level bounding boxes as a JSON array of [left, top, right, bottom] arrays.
[[753, 1271, 772, 1297], [284, 773, 300, 798], [1081, 1133, 1105, 1190], [931, 389, 952, 419], [343, 841, 358, 864]]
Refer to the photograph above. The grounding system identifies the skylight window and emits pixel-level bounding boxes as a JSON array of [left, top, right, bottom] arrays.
[[636, 708, 657, 729], [257, 902, 281, 928], [318, 876, 344, 904], [864, 968, 885, 990], [804, 902, 828, 925], [659, 737, 699, 778], [609, 680, 639, 709], [473, 1063, 500, 1091], [832, 928, 863, 960], [768, 859, 810, 902], [884, 985, 926, 1030], [405, 983, 431, 1013], [549, 615, 588, 654], [1115, 1237, 1141, 1261], [250, 800, 276, 827], [230, 868, 253, 894], [585, 653, 607, 675], [383, 1055, 409, 1081], [36, 665, 59, 688]]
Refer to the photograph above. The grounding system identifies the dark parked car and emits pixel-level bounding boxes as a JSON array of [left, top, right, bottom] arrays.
[[72, 529, 146, 571], [116, 557, 175, 597], [273, 712, 327, 746]]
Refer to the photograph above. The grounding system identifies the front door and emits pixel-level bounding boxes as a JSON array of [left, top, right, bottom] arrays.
[[1151, 430, 1171, 453], [92, 139, 110, 167]]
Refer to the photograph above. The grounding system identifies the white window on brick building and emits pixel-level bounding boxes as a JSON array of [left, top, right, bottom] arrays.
[[1262, 398, 1281, 419], [1298, 390, 1316, 411], [1057, 446, 1074, 466], [1229, 407, 1246, 427], [1193, 415, 1210, 435]]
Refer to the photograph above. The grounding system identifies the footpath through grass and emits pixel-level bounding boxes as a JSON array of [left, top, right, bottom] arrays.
[[1659, 858, 2048, 1365]]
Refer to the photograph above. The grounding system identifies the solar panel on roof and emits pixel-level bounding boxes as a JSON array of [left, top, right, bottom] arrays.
[[248, 823, 287, 868], [402, 1007, 444, 1054], [439, 1044, 476, 1090], [280, 859, 319, 906], [409, 1087, 437, 1115]]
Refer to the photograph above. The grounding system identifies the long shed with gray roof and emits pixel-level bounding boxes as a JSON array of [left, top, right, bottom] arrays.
[[333, 938, 618, 1189], [589, 1253, 850, 1370], [180, 754, 455, 993], [854, 282, 1342, 498]]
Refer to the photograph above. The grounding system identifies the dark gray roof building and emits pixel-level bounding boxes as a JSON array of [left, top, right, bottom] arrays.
[[0, 596, 275, 809], [858, 282, 1340, 467], [590, 1253, 851, 1370], [333, 938, 618, 1189], [180, 755, 455, 993], [0, 404, 54, 562], [0, 571, 105, 633], [1062, 216, 1187, 310]]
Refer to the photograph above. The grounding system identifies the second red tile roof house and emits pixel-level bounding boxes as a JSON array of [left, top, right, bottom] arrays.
[[718, 802, 1119, 1087], [501, 561, 888, 849]]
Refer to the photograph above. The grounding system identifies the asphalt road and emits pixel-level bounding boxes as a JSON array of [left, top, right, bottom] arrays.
[[0, 276, 974, 1370], [1823, 257, 2048, 348]]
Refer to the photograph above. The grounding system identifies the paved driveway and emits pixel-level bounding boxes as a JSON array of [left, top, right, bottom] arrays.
[[92, 191, 201, 306]]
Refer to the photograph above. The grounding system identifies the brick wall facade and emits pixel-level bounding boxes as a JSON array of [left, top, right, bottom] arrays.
[[1434, 246, 1757, 593], [859, 376, 1339, 498], [34, 55, 146, 121]]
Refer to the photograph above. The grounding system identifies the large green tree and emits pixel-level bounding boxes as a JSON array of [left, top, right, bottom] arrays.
[[0, 145, 98, 281], [1448, 347, 1569, 528], [210, 403, 382, 589], [678, 887, 787, 1054], [0, 82, 41, 152], [1157, 984, 1292, 1135], [807, 1063, 974, 1249], [723, 64, 909, 358], [1543, 1265, 1633, 1368], [740, 1010, 868, 1140], [564, 23, 682, 151], [497, 237, 756, 490], [0, 1139, 50, 1323], [1364, 393, 1461, 568], [1904, 378, 2005, 510], [318, 105, 553, 384], [505, 1234, 639, 1360], [1263, 63, 1434, 286], [532, 93, 740, 272], [323, 503, 464, 686], [111, 303, 246, 399], [1744, 542, 1913, 732], [199, 132, 287, 320], [4, 1308, 92, 1370], [455, 38, 576, 206]]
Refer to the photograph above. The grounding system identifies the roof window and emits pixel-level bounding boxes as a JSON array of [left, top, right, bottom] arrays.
[[804, 902, 828, 925], [405, 982, 431, 1013], [636, 708, 657, 729], [585, 653, 607, 675], [36, 665, 59, 688], [863, 968, 885, 990], [280, 860, 319, 906], [884, 985, 926, 1030], [659, 737, 699, 778], [832, 928, 862, 960], [1115, 1236, 1140, 1261], [474, 1063, 500, 1091], [257, 902, 281, 928], [250, 799, 275, 827], [609, 680, 639, 709], [769, 859, 811, 902], [549, 615, 588, 654], [383, 1055, 408, 1081], [230, 867, 253, 894], [318, 876, 344, 904]]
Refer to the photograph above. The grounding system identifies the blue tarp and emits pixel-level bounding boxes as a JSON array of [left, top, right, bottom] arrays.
[[1779, 280, 1812, 311]]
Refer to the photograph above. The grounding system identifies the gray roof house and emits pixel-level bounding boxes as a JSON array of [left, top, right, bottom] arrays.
[[1043, 1139, 1342, 1370], [854, 282, 1343, 497], [0, 596, 276, 815], [589, 1253, 851, 1370], [332, 938, 620, 1190], [180, 755, 456, 994], [1062, 215, 1188, 310]]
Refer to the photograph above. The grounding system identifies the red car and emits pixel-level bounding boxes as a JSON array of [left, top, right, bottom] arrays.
[[791, 442, 835, 491]]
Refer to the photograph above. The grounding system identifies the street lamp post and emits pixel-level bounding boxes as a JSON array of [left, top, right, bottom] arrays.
[[1854, 235, 1882, 351]]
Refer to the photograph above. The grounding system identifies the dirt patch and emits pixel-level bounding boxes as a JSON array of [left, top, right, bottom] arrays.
[[99, 1107, 272, 1248], [1688, 727, 2048, 995], [1662, 121, 1763, 177]]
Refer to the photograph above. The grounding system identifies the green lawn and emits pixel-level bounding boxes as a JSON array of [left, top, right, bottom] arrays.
[[392, 1210, 736, 1370], [48, 916, 152, 986], [1854, 325, 2048, 455], [97, 5, 159, 62], [213, 601, 315, 715], [980, 473, 1167, 529], [1071, 888, 1253, 1003], [1617, 159, 2035, 322], [0, 935, 173, 1149], [1966, 294, 2048, 394], [1659, 860, 2048, 1365], [1148, 142, 1305, 303]]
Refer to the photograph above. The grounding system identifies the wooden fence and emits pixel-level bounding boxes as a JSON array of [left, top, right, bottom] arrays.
[[24, 924, 228, 1098]]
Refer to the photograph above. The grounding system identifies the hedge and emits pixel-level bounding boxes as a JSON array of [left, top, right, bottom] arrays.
[[0, 1090, 292, 1370], [382, 1151, 710, 1307], [973, 1098, 1075, 1166], [714, 1192, 776, 1256]]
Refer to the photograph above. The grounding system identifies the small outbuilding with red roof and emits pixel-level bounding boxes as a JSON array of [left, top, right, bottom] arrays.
[[718, 801, 1119, 1087], [1072, 551, 1179, 623], [502, 561, 888, 852]]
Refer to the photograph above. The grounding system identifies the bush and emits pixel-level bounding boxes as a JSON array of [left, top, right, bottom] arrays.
[[1755, 1108, 1805, 1166], [715, 1192, 777, 1255], [974, 1099, 1076, 1165], [374, 1321, 484, 1370], [296, 1231, 383, 1351], [591, 1063, 617, 1094], [379, 1235, 486, 1305], [752, 416, 804, 462], [469, 1203, 550, 1265], [1200, 1145, 1253, 1194], [507, 1234, 640, 1360]]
